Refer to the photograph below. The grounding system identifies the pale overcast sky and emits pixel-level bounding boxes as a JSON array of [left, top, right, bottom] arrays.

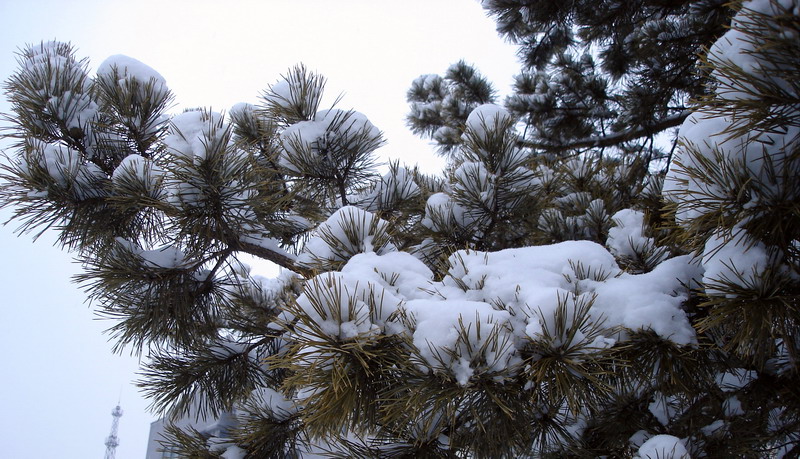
[[0, 1, 519, 457]]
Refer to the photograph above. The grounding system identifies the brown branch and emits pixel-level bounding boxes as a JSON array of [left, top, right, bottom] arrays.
[[232, 237, 315, 278], [519, 111, 689, 152]]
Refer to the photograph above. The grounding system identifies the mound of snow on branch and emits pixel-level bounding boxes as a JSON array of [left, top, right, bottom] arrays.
[[290, 209, 701, 386]]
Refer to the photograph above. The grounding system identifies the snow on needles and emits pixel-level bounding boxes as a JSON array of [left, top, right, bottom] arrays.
[[664, 0, 798, 297], [279, 109, 382, 173], [636, 434, 690, 458], [165, 109, 226, 161], [607, 209, 654, 259], [297, 206, 396, 270], [465, 103, 513, 141], [665, 0, 800, 208], [291, 209, 701, 386], [96, 54, 168, 93]]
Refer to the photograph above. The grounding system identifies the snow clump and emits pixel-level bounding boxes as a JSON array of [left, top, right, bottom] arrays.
[[164, 110, 226, 161], [279, 109, 382, 173], [20, 143, 105, 199], [607, 209, 655, 259], [111, 153, 162, 194], [636, 434, 690, 458], [291, 238, 701, 386], [297, 206, 396, 270], [701, 228, 772, 295], [465, 103, 513, 141], [96, 54, 168, 94]]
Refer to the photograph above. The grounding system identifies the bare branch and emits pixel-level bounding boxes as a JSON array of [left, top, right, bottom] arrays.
[[519, 111, 689, 152], [233, 237, 314, 278]]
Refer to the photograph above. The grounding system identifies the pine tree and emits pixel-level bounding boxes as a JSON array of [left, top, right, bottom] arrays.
[[0, 1, 797, 458], [411, 0, 734, 167], [662, 1, 800, 455]]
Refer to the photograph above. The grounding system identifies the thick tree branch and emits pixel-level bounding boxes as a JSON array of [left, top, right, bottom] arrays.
[[232, 236, 314, 278], [519, 111, 689, 152]]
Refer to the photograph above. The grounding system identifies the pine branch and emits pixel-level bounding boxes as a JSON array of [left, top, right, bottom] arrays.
[[519, 111, 689, 152], [139, 336, 277, 419], [232, 236, 314, 278]]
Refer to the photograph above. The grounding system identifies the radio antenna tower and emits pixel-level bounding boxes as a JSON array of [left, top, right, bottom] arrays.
[[104, 403, 123, 459]]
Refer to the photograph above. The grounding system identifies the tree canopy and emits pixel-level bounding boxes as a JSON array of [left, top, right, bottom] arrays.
[[1, 0, 798, 457]]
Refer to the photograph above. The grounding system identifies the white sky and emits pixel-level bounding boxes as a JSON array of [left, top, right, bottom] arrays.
[[0, 1, 519, 457]]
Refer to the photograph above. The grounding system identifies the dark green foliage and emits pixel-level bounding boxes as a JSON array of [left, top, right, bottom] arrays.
[[412, 0, 735, 166], [406, 60, 496, 155]]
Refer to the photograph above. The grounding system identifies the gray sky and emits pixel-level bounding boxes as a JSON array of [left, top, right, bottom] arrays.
[[0, 1, 519, 457]]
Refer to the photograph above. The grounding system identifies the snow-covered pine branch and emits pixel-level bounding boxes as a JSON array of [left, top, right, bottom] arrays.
[[1, 1, 798, 456]]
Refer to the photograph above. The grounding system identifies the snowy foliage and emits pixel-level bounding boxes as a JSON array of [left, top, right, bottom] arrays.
[[636, 435, 690, 459], [297, 206, 396, 271], [2, 2, 799, 456]]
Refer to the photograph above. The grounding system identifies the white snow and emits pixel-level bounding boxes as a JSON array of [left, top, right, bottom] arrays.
[[45, 90, 98, 131], [139, 245, 186, 269], [263, 75, 319, 112], [96, 54, 167, 91], [23, 41, 71, 69], [111, 154, 162, 192], [293, 270, 404, 341], [164, 110, 226, 160], [664, 0, 800, 220], [404, 298, 518, 385], [465, 103, 513, 141], [280, 116, 329, 169], [229, 102, 255, 120], [297, 206, 395, 269], [607, 209, 656, 260], [251, 387, 298, 421], [723, 395, 744, 417], [238, 233, 297, 261], [637, 434, 690, 458], [162, 110, 250, 210], [341, 251, 433, 301], [662, 0, 798, 304], [629, 430, 651, 448], [265, 79, 293, 107], [113, 238, 187, 269], [21, 42, 91, 94], [221, 446, 246, 459], [591, 255, 701, 345], [648, 393, 679, 426], [22, 143, 105, 199], [701, 419, 726, 436], [436, 243, 698, 345], [290, 238, 700, 387], [279, 109, 382, 173], [352, 166, 420, 212], [715, 368, 757, 391], [701, 228, 771, 295], [453, 161, 493, 208], [421, 192, 471, 232]]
